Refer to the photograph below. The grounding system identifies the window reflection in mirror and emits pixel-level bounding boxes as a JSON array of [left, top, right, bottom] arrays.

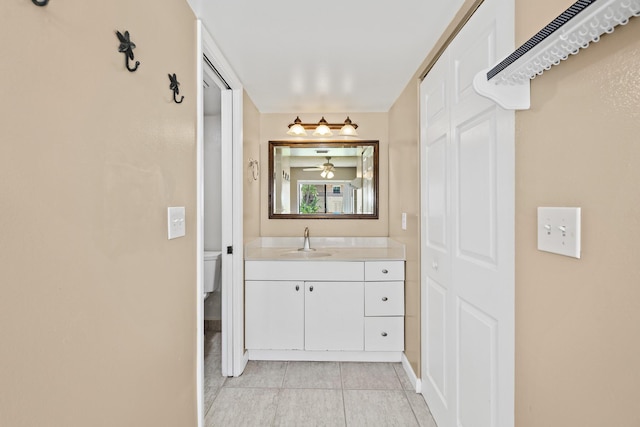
[[269, 140, 378, 219]]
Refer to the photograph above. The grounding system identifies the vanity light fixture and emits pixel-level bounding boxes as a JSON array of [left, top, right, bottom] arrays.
[[286, 116, 359, 137]]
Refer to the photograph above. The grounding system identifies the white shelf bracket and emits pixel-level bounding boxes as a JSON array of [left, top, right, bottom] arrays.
[[473, 68, 530, 110], [473, 0, 640, 110]]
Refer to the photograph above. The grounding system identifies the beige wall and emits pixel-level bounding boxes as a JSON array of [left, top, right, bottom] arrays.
[[0, 1, 198, 426], [515, 2, 640, 426], [259, 113, 389, 237], [388, 81, 421, 375], [243, 91, 261, 243]]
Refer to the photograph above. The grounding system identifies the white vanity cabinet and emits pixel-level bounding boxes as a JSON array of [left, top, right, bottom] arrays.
[[245, 259, 404, 361]]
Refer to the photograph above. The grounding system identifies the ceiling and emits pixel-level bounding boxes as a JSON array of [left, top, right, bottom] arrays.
[[188, 0, 465, 113]]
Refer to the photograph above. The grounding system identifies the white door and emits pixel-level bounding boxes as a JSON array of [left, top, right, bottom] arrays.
[[305, 281, 364, 351], [219, 88, 234, 375], [420, 0, 515, 426]]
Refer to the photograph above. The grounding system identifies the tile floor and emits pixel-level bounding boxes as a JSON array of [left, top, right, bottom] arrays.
[[204, 330, 438, 427]]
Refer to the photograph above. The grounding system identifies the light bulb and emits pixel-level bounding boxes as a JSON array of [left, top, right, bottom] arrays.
[[339, 117, 358, 136], [287, 116, 308, 136], [312, 117, 333, 137], [287, 123, 307, 136]]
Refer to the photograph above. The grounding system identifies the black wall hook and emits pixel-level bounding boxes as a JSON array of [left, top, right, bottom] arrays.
[[168, 74, 184, 104], [116, 30, 139, 72], [32, 0, 49, 6]]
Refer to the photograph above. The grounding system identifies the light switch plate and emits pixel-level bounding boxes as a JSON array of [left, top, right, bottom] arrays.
[[537, 207, 581, 258], [401, 212, 407, 230], [168, 207, 186, 240]]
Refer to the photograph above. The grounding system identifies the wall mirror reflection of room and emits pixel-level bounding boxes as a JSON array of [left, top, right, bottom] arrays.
[[269, 140, 378, 219]]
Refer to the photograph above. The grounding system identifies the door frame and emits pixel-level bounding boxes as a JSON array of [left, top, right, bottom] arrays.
[[196, 20, 247, 427]]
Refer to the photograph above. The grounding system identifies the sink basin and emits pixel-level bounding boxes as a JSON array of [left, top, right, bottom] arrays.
[[280, 250, 332, 258]]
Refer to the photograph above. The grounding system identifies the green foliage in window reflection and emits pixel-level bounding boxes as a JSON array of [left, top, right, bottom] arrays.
[[300, 184, 320, 213]]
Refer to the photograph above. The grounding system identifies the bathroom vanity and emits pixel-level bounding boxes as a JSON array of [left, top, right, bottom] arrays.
[[244, 238, 405, 362]]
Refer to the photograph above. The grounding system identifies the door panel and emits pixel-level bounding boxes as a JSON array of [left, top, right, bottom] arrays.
[[457, 299, 497, 427], [426, 278, 447, 404], [454, 26, 495, 104], [456, 108, 497, 265], [426, 136, 448, 250]]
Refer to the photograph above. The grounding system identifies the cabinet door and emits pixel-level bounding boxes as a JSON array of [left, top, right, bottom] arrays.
[[305, 281, 364, 351], [245, 281, 304, 350]]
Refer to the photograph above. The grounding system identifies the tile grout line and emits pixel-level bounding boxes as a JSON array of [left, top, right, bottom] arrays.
[[270, 361, 289, 427], [403, 389, 423, 427], [340, 362, 349, 426], [270, 388, 282, 427], [392, 364, 422, 426]]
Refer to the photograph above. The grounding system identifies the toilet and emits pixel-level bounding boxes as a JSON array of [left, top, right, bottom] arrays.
[[204, 251, 222, 294]]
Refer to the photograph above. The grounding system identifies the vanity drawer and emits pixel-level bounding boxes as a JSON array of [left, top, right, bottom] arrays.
[[364, 261, 404, 281], [245, 260, 364, 281], [365, 282, 404, 316], [364, 317, 404, 351]]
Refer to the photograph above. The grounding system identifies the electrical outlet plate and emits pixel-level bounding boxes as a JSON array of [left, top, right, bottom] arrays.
[[537, 207, 581, 258], [168, 207, 186, 240], [401, 212, 407, 230]]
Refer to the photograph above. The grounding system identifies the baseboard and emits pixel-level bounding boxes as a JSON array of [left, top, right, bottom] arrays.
[[248, 349, 403, 362], [401, 352, 422, 393], [235, 350, 250, 377]]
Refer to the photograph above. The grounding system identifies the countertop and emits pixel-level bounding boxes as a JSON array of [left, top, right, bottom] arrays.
[[244, 237, 405, 261]]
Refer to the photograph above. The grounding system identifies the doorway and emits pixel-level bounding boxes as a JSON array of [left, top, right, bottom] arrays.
[[196, 20, 247, 426]]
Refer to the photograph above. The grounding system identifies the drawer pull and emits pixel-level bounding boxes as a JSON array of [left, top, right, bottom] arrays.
[[309, 285, 314, 292], [382, 297, 388, 302], [381, 332, 388, 337], [382, 269, 389, 274], [295, 285, 300, 291]]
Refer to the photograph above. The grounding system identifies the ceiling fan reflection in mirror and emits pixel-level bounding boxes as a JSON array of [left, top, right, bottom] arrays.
[[303, 157, 335, 179]]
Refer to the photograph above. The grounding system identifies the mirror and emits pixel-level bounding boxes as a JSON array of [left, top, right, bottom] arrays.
[[269, 140, 378, 219]]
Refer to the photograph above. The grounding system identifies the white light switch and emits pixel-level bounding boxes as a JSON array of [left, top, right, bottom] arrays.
[[168, 207, 186, 240], [401, 212, 407, 230], [537, 207, 581, 258]]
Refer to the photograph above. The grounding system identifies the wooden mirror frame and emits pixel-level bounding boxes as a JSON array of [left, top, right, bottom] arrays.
[[268, 140, 379, 220]]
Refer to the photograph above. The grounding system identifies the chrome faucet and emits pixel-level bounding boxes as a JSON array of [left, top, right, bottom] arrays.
[[299, 226, 313, 251]]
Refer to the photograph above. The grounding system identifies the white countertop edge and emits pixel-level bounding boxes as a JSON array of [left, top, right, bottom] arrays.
[[246, 237, 403, 249], [244, 237, 406, 261]]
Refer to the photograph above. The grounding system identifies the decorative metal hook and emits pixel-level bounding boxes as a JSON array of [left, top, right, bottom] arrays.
[[116, 30, 139, 72], [32, 0, 49, 6], [249, 158, 259, 181], [168, 74, 184, 104]]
